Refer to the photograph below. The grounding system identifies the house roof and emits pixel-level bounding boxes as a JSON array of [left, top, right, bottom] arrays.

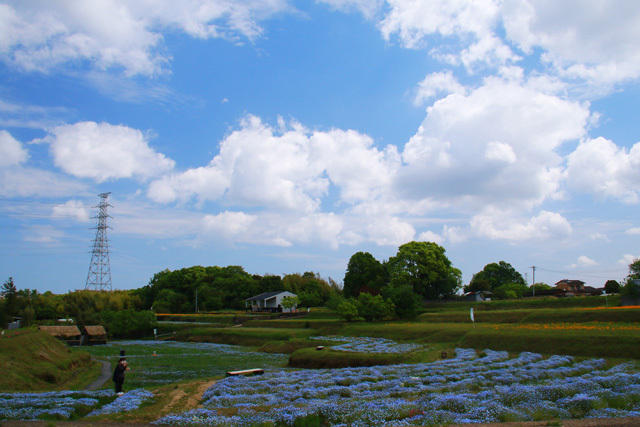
[[38, 325, 81, 338], [555, 279, 585, 285], [82, 325, 107, 336], [246, 291, 293, 301]]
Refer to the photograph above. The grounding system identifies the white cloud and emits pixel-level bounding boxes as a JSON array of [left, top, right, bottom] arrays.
[[619, 254, 640, 266], [202, 211, 256, 238], [590, 232, 610, 242], [52, 200, 90, 222], [568, 255, 598, 269], [627, 228, 640, 235], [417, 230, 443, 245], [0, 130, 28, 166], [148, 115, 399, 211], [45, 121, 175, 183], [502, 0, 640, 85], [379, 0, 518, 70], [470, 209, 572, 242], [397, 76, 589, 211], [414, 71, 466, 105], [0, 167, 87, 198], [565, 137, 640, 204], [0, 0, 291, 76]]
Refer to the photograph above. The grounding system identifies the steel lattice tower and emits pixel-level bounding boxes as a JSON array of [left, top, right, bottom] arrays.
[[85, 192, 112, 291]]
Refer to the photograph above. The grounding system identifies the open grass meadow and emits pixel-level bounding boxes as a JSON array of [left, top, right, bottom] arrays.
[[79, 339, 290, 390]]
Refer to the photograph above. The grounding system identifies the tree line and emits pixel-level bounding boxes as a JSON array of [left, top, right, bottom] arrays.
[[2, 242, 639, 330]]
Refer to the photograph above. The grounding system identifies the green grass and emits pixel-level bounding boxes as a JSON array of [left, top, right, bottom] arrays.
[[175, 326, 317, 346], [78, 340, 290, 390], [0, 330, 96, 392]]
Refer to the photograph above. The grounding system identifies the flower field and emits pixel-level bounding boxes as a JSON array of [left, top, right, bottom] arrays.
[[156, 346, 640, 426], [0, 389, 153, 421]]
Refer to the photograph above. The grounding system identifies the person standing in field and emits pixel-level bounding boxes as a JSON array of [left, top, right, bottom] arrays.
[[112, 358, 130, 395]]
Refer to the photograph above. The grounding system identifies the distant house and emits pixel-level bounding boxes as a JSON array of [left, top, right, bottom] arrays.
[[465, 291, 492, 302], [555, 279, 585, 295], [246, 291, 297, 313], [554, 279, 603, 296], [38, 325, 82, 346], [81, 325, 107, 345]]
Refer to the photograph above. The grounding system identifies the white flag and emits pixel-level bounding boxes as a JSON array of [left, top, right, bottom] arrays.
[[470, 308, 474, 322]]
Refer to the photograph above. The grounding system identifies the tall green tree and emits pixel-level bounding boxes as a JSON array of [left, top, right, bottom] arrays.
[[386, 241, 461, 300], [1, 277, 17, 316], [465, 261, 526, 293], [343, 252, 387, 298]]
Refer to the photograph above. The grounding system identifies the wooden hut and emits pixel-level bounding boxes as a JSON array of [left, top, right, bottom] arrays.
[[38, 325, 82, 346], [82, 325, 107, 345]]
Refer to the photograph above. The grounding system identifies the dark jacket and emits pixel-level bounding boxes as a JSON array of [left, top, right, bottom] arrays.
[[113, 363, 126, 381]]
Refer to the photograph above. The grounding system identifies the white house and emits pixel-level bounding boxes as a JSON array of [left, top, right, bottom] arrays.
[[245, 291, 297, 313]]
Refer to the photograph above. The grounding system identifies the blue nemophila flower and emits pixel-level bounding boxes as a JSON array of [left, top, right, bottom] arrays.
[[0, 390, 112, 421], [86, 389, 153, 417]]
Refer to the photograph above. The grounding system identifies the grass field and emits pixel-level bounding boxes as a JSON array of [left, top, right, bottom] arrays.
[[81, 340, 290, 390]]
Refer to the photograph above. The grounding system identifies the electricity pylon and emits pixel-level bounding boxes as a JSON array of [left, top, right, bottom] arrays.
[[85, 192, 112, 291]]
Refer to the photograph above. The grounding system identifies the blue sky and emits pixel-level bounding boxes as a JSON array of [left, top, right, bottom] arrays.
[[1, 0, 639, 295]]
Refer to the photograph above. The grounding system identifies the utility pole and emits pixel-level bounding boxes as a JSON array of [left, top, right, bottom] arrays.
[[530, 266, 536, 297], [85, 193, 112, 291]]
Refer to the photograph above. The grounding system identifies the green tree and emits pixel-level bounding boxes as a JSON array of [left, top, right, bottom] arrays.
[[336, 299, 360, 322], [493, 282, 528, 299], [604, 280, 621, 294], [343, 252, 387, 298], [1, 277, 17, 316], [628, 258, 640, 280], [355, 293, 395, 321], [102, 309, 157, 339], [621, 258, 640, 298], [387, 241, 461, 300], [382, 284, 421, 319], [465, 261, 526, 293], [281, 295, 299, 312], [529, 282, 551, 295]]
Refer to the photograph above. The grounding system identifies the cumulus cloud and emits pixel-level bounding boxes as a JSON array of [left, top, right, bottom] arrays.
[[470, 209, 572, 242], [414, 71, 466, 105], [202, 211, 256, 238], [45, 121, 175, 182], [502, 0, 640, 84], [0, 0, 291, 76], [379, 0, 518, 70], [353, 0, 640, 89], [568, 255, 598, 269], [148, 115, 399, 211], [397, 76, 589, 211], [565, 137, 640, 204], [0, 130, 28, 166]]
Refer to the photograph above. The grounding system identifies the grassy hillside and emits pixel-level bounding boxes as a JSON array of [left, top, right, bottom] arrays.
[[0, 329, 99, 391]]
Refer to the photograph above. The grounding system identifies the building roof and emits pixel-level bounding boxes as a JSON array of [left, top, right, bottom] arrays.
[[246, 291, 294, 301], [555, 279, 585, 285], [82, 325, 107, 336], [38, 325, 81, 338]]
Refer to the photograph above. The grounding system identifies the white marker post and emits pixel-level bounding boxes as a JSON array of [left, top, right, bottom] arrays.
[[470, 308, 475, 328]]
